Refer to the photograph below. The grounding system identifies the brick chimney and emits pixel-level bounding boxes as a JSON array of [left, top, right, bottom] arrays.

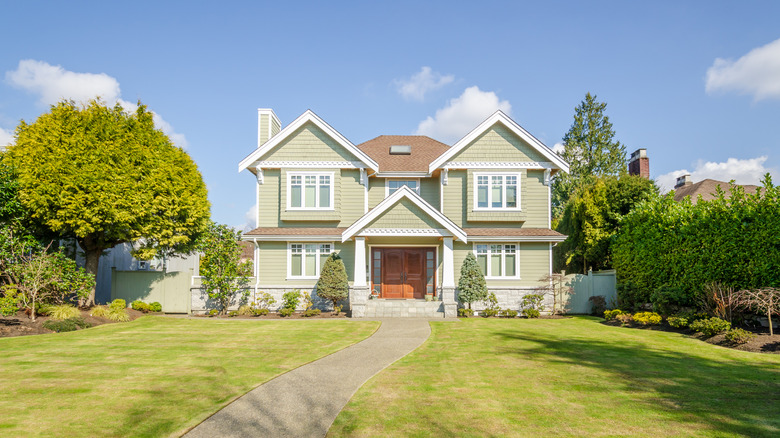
[[628, 148, 649, 178], [675, 174, 692, 189], [257, 108, 281, 147]]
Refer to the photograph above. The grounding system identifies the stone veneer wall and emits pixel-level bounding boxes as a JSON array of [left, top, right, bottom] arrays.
[[190, 284, 346, 314], [461, 287, 552, 312]]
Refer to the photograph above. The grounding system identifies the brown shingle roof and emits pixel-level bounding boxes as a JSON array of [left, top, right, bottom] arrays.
[[673, 179, 760, 203], [357, 135, 450, 172], [465, 228, 565, 237], [244, 227, 346, 236]]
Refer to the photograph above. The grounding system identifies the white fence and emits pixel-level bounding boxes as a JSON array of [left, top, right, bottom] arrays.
[[564, 269, 617, 314]]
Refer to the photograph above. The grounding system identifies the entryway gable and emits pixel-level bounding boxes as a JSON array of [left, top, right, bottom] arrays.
[[342, 185, 466, 242]]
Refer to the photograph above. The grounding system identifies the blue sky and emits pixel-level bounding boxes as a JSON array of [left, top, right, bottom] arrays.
[[1, 1, 778, 230]]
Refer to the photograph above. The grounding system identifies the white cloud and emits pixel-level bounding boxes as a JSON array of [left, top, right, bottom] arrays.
[[415, 86, 512, 144], [656, 156, 777, 193], [5, 60, 188, 148], [240, 203, 257, 232], [552, 142, 565, 154], [395, 66, 454, 101], [0, 127, 13, 147], [705, 38, 780, 101]]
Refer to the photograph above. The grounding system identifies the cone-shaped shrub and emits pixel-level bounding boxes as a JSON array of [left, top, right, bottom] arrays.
[[316, 253, 348, 312], [458, 253, 487, 310]]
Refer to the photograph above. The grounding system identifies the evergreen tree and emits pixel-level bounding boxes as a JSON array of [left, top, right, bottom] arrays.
[[316, 253, 349, 313], [457, 253, 488, 309], [552, 93, 627, 218], [198, 222, 252, 315]]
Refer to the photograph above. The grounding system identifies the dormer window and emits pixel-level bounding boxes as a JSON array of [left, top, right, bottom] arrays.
[[288, 172, 334, 210], [386, 179, 420, 197]]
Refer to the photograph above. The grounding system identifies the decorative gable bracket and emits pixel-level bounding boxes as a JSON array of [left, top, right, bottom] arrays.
[[359, 168, 367, 186], [256, 169, 264, 185], [544, 168, 551, 186], [441, 168, 448, 186]]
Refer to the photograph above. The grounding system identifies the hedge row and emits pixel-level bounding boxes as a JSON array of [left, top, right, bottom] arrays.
[[613, 176, 780, 305]]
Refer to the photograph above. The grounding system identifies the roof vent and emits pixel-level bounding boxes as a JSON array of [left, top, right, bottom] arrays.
[[389, 145, 411, 155]]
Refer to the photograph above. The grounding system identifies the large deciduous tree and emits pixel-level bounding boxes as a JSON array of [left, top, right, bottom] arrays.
[[7, 99, 210, 306], [552, 93, 628, 218]]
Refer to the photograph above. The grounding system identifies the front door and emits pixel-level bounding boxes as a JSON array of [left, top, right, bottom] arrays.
[[372, 248, 434, 299]]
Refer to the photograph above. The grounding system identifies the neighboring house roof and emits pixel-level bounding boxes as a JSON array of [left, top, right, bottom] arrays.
[[238, 240, 254, 260], [465, 228, 567, 242], [673, 179, 760, 203], [357, 135, 451, 173], [238, 110, 379, 173], [428, 110, 570, 174], [342, 185, 467, 242]]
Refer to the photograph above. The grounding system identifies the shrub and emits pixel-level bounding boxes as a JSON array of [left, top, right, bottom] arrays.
[[481, 308, 499, 317], [725, 328, 756, 345], [522, 308, 540, 318], [588, 295, 607, 316], [106, 307, 130, 322], [616, 313, 633, 325], [457, 253, 488, 310], [43, 317, 92, 333], [650, 286, 695, 315], [254, 292, 276, 310], [252, 307, 269, 316], [109, 299, 126, 311], [316, 253, 349, 312], [521, 293, 545, 312], [632, 311, 662, 326], [228, 311, 239, 317], [90, 305, 110, 318], [208, 309, 219, 317], [0, 289, 20, 316], [667, 316, 689, 328], [689, 317, 731, 337], [501, 309, 518, 318], [36, 303, 53, 316], [333, 304, 343, 316], [279, 307, 295, 317], [131, 300, 151, 312], [303, 308, 321, 317], [603, 309, 623, 321], [149, 302, 162, 312], [237, 304, 253, 316], [616, 281, 647, 312], [282, 290, 302, 311], [48, 304, 81, 321], [458, 308, 473, 317]]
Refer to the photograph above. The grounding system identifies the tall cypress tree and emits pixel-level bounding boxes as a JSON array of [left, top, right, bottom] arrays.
[[552, 93, 627, 218]]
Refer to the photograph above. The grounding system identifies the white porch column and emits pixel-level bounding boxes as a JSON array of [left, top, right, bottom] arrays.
[[442, 237, 455, 287], [354, 236, 367, 287]]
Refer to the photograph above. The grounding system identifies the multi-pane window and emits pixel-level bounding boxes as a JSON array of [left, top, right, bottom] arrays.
[[387, 179, 419, 196], [475, 244, 518, 278], [475, 173, 519, 209], [289, 243, 332, 278], [289, 172, 332, 209]]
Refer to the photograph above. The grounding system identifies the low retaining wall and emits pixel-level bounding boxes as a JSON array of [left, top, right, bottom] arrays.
[[190, 280, 347, 314]]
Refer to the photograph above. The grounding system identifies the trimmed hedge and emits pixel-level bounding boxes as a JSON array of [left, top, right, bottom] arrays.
[[613, 177, 780, 307]]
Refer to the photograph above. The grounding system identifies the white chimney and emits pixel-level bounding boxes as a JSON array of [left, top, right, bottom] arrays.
[[257, 108, 281, 147]]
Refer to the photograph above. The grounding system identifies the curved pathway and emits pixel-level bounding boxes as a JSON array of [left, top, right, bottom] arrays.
[[184, 318, 432, 438]]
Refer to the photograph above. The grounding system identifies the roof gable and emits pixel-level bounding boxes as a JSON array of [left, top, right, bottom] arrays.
[[239, 110, 379, 172], [342, 186, 466, 242], [428, 111, 569, 173]]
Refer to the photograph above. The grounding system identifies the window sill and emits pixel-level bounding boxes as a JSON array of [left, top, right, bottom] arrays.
[[485, 276, 522, 280], [286, 276, 319, 281]]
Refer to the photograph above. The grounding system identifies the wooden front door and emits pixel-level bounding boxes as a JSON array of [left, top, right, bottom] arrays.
[[372, 248, 434, 299]]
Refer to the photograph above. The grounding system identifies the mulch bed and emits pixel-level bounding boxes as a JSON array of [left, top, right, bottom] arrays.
[[602, 319, 780, 354], [0, 308, 147, 338]]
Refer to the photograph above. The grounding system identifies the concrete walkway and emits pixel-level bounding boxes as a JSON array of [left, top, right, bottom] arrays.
[[184, 318, 432, 438]]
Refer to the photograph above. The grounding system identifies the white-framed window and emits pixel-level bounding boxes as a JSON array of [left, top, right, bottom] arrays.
[[288, 172, 334, 210], [288, 243, 333, 279], [474, 173, 520, 210], [385, 179, 420, 197], [474, 244, 519, 278]]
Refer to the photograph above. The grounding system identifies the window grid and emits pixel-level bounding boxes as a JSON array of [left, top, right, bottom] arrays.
[[475, 173, 520, 210], [289, 172, 333, 209], [475, 244, 518, 278], [289, 243, 333, 278], [386, 179, 420, 197]]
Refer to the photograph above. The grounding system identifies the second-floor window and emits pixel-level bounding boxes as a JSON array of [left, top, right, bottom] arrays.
[[288, 172, 333, 209], [386, 179, 420, 197], [474, 173, 520, 210]]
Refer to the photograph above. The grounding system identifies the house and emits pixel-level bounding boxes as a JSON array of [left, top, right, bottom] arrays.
[[238, 108, 569, 317], [673, 175, 760, 203]]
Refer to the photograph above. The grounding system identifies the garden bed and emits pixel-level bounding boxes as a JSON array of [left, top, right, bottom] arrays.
[[0, 308, 147, 338], [193, 311, 348, 319]]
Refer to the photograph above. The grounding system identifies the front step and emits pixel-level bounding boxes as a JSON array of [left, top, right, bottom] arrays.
[[364, 299, 445, 318]]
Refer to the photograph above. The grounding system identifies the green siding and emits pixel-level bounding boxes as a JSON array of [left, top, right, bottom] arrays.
[[264, 122, 359, 162], [367, 177, 385, 208], [279, 168, 340, 222], [522, 170, 550, 228], [465, 169, 528, 223], [420, 177, 440, 210], [365, 198, 442, 230], [258, 169, 281, 227], [443, 170, 467, 227], [258, 114, 269, 144], [271, 116, 281, 137], [339, 170, 366, 225], [257, 241, 289, 284], [448, 124, 549, 163]]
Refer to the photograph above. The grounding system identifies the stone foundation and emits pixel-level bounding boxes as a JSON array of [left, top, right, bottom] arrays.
[[461, 287, 549, 312]]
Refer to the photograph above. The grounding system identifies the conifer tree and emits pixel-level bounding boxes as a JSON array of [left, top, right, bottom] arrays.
[[316, 253, 348, 313], [457, 253, 488, 310]]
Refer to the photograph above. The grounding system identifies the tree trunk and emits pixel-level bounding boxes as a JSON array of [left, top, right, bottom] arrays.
[[82, 248, 101, 307]]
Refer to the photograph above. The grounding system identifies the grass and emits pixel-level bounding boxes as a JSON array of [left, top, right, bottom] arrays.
[[0, 316, 378, 437], [329, 316, 780, 437]]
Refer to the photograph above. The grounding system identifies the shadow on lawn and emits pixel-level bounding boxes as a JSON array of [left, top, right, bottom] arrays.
[[495, 329, 780, 437]]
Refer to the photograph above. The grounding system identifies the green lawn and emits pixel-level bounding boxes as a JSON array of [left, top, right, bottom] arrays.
[[329, 317, 780, 437], [0, 316, 379, 437]]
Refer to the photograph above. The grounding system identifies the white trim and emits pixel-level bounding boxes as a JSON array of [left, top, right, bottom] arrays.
[[359, 228, 452, 237], [342, 185, 467, 243], [547, 178, 551, 228], [286, 171, 335, 211], [549, 242, 553, 278], [473, 243, 521, 280], [354, 237, 367, 287], [473, 172, 522, 211], [439, 171, 445, 213], [384, 178, 421, 198], [243, 235, 341, 242], [374, 171, 430, 178], [361, 169, 369, 214], [442, 237, 455, 287], [444, 161, 553, 170], [286, 242, 334, 280], [428, 110, 569, 174], [239, 109, 379, 173], [469, 235, 567, 243], [255, 160, 365, 169]]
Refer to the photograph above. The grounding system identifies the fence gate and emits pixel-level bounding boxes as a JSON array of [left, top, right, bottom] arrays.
[[564, 269, 617, 314]]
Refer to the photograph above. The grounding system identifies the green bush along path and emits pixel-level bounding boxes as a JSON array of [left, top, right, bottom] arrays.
[[0, 316, 378, 437], [330, 317, 780, 437]]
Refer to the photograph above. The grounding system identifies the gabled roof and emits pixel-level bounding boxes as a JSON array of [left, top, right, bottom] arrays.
[[428, 110, 569, 174], [673, 179, 760, 203], [238, 110, 379, 173], [357, 135, 450, 172], [342, 185, 467, 242]]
